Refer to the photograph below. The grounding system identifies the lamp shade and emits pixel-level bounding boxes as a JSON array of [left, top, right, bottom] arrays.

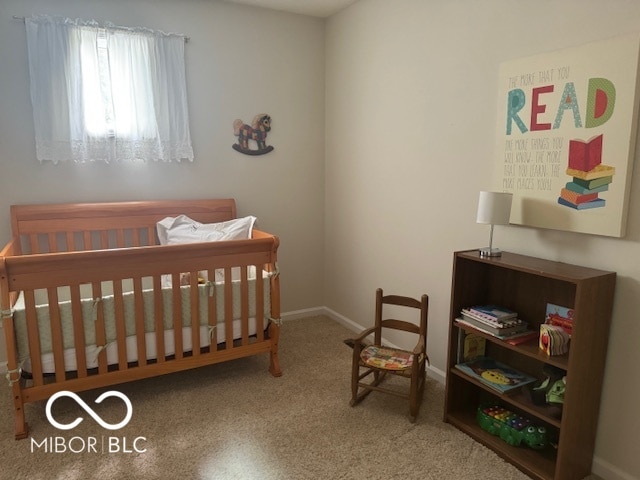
[[476, 191, 513, 225]]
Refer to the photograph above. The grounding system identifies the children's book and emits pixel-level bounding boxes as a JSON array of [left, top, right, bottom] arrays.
[[468, 305, 517, 321], [539, 324, 570, 356], [545, 303, 574, 336], [458, 316, 528, 336], [454, 356, 537, 393], [462, 333, 486, 361]]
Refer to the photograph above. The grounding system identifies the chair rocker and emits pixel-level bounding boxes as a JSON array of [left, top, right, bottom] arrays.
[[348, 288, 429, 422]]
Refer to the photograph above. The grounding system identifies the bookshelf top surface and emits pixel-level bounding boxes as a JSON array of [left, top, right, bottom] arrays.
[[455, 250, 616, 281]]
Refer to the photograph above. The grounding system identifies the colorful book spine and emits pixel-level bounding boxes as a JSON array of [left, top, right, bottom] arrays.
[[572, 175, 613, 190], [559, 188, 598, 205], [558, 197, 606, 210], [565, 181, 609, 195], [566, 164, 615, 181]]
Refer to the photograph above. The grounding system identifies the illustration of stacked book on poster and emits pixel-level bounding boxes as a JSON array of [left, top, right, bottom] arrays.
[[458, 305, 538, 345], [558, 134, 615, 210]]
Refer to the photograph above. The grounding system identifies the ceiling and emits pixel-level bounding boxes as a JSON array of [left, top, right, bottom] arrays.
[[221, 0, 359, 18]]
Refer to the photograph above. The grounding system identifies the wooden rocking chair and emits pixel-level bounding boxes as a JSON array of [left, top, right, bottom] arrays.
[[347, 288, 429, 422]]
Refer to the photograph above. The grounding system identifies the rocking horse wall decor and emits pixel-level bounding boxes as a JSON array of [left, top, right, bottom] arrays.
[[232, 114, 274, 155]]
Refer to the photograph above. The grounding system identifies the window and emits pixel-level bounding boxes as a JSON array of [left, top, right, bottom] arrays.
[[25, 15, 194, 163]]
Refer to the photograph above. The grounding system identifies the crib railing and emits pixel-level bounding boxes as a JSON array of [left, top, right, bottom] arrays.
[[10, 199, 238, 254], [5, 238, 278, 398]]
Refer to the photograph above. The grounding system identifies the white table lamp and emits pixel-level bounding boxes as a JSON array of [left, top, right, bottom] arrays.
[[476, 191, 513, 257]]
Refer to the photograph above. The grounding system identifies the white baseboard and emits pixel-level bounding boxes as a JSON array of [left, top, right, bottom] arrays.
[[281, 306, 327, 321], [592, 457, 638, 480], [321, 306, 368, 333]]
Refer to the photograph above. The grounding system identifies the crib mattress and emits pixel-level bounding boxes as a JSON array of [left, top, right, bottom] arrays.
[[22, 320, 261, 374], [12, 271, 271, 371]]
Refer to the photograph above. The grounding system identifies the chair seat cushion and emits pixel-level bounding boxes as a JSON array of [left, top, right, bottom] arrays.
[[360, 346, 413, 370]]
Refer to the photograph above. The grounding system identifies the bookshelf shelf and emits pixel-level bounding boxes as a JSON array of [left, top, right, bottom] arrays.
[[454, 320, 569, 370], [449, 368, 562, 428], [444, 250, 616, 480]]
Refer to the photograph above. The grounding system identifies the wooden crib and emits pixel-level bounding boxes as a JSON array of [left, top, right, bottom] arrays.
[[0, 199, 281, 439]]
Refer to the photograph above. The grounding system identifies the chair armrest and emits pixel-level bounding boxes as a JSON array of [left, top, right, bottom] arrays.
[[347, 327, 376, 346], [411, 337, 425, 355], [411, 338, 429, 365]]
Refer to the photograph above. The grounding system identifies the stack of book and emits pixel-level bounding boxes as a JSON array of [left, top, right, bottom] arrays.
[[458, 305, 536, 343], [558, 134, 615, 210]]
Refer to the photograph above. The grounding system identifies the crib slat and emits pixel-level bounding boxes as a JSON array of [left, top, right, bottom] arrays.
[[29, 234, 39, 254], [23, 290, 44, 386], [190, 272, 200, 357], [153, 276, 165, 362], [241, 267, 249, 345], [66, 232, 75, 251], [255, 265, 264, 342], [100, 231, 109, 249], [84, 231, 92, 250], [148, 226, 157, 245], [113, 281, 128, 370], [47, 288, 66, 383], [132, 228, 141, 247], [224, 267, 233, 347], [48, 233, 57, 253], [70, 285, 88, 378], [133, 277, 147, 366], [207, 269, 218, 347], [92, 283, 108, 374], [172, 273, 183, 359], [116, 229, 125, 248]]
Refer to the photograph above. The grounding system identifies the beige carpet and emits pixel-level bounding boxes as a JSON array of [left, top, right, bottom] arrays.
[[0, 316, 600, 479]]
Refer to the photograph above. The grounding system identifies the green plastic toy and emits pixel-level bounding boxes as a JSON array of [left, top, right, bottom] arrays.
[[477, 405, 548, 449]]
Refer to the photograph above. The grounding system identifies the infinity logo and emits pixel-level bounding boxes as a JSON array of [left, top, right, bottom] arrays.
[[46, 391, 133, 431]]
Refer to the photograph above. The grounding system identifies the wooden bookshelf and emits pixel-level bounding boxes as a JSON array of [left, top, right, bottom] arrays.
[[444, 250, 616, 480]]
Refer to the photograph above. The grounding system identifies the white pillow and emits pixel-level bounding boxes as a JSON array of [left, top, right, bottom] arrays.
[[156, 214, 257, 287], [156, 215, 257, 246]]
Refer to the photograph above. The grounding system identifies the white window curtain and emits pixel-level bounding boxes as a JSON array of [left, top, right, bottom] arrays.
[[25, 15, 194, 163]]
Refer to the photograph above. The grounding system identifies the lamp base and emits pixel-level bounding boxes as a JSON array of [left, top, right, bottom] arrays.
[[479, 247, 503, 257]]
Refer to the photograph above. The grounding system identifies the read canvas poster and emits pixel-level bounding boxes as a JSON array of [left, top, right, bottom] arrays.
[[494, 33, 640, 237]]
